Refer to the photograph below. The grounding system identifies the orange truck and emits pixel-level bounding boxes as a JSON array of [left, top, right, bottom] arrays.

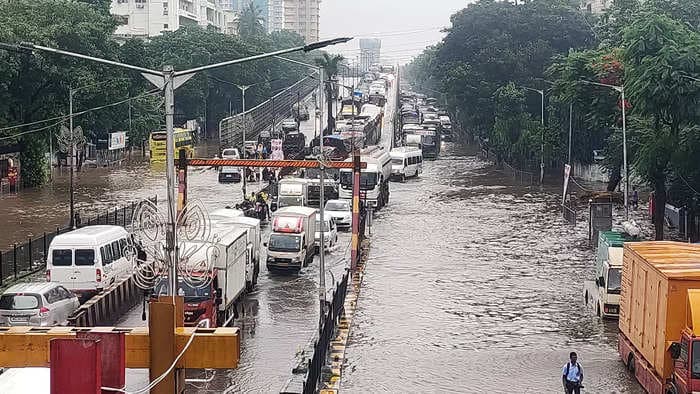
[[618, 241, 700, 394]]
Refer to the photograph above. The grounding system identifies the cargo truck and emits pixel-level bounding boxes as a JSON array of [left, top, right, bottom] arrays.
[[583, 231, 636, 318], [277, 178, 309, 208], [152, 228, 249, 327], [210, 213, 261, 292], [618, 242, 700, 394], [266, 207, 317, 272]]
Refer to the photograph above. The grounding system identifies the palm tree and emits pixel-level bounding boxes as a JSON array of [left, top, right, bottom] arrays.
[[237, 1, 265, 39], [315, 53, 345, 134]]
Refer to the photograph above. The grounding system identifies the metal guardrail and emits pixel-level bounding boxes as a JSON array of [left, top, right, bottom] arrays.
[[220, 77, 318, 148], [68, 275, 142, 327], [0, 196, 157, 287]]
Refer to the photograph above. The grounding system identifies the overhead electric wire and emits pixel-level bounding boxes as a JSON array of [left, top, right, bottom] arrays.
[[0, 88, 162, 141]]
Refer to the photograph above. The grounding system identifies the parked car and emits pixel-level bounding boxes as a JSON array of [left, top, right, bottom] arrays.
[[0, 282, 80, 327], [324, 199, 352, 229]]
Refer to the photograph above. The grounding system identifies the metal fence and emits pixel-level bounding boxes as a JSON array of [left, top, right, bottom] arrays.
[[502, 161, 536, 185], [562, 202, 577, 226], [219, 76, 318, 148], [299, 269, 349, 394], [0, 196, 157, 287]]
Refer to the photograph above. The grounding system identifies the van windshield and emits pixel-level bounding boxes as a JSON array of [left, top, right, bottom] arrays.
[[52, 249, 72, 266], [0, 294, 41, 310], [269, 234, 302, 252], [607, 268, 621, 294]]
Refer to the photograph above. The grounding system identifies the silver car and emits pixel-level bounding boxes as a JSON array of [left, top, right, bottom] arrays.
[[0, 282, 80, 327]]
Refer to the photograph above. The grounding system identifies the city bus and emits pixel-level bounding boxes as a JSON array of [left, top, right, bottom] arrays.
[[149, 128, 195, 163]]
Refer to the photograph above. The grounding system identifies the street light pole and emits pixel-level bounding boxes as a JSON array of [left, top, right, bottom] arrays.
[[237, 84, 250, 198], [568, 102, 573, 165], [69, 86, 76, 229]]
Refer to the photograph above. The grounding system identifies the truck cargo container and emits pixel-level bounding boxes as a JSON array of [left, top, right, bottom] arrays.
[[618, 241, 700, 394]]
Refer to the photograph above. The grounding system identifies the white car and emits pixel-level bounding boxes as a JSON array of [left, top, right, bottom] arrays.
[[0, 282, 80, 327], [221, 148, 240, 159], [324, 200, 351, 229], [315, 216, 338, 251]]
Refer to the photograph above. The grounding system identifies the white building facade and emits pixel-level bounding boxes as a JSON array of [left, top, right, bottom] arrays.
[[111, 0, 230, 38], [282, 0, 320, 43], [581, 0, 608, 14]]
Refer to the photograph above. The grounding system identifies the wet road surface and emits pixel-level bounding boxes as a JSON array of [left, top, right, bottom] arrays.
[[340, 142, 644, 393]]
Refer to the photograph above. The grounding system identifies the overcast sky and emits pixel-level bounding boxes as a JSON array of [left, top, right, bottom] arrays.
[[319, 1, 469, 65]]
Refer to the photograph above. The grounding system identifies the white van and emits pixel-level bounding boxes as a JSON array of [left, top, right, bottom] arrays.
[[390, 146, 423, 182], [46, 226, 132, 296]]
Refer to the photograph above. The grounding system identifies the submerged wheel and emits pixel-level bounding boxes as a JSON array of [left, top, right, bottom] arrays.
[[627, 353, 635, 373], [596, 303, 601, 317], [665, 382, 679, 394]]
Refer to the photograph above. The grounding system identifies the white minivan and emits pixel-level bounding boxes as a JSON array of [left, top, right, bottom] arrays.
[[46, 226, 132, 296], [390, 146, 423, 182]]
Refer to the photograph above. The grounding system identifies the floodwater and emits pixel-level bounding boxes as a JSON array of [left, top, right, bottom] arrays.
[[340, 142, 644, 393]]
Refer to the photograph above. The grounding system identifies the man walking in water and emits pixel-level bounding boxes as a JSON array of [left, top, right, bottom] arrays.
[[562, 351, 584, 394]]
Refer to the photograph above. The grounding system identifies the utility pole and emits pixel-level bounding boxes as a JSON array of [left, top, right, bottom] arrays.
[[568, 102, 573, 165], [317, 68, 326, 327], [68, 86, 76, 229], [523, 86, 545, 185], [238, 84, 249, 198], [350, 79, 360, 271]]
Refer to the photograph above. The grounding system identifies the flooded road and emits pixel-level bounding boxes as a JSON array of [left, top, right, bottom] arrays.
[[341, 142, 643, 393]]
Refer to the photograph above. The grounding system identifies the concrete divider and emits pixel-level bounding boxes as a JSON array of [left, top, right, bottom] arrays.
[[68, 275, 142, 327]]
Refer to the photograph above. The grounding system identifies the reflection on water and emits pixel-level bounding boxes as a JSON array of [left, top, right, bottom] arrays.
[[340, 143, 643, 393]]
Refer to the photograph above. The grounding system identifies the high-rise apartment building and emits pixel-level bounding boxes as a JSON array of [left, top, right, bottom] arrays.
[[230, 0, 269, 31], [111, 0, 230, 37], [268, 0, 284, 33], [282, 0, 320, 43], [359, 38, 381, 70], [581, 0, 608, 14]]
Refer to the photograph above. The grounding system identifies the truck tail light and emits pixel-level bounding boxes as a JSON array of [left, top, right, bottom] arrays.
[[46, 270, 51, 282], [39, 307, 50, 317], [96, 269, 102, 283]]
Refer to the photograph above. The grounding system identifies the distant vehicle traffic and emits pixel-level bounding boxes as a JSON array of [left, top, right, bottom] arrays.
[[218, 166, 242, 183], [0, 282, 79, 327]]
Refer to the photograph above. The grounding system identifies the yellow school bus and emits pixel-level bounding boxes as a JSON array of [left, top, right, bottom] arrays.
[[149, 128, 195, 163]]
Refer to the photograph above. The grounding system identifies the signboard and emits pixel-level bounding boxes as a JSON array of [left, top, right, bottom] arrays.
[[271, 139, 283, 151], [108, 132, 126, 150], [562, 164, 571, 205]]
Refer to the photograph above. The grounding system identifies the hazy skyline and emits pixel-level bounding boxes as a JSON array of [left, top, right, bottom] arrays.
[[319, 1, 469, 65]]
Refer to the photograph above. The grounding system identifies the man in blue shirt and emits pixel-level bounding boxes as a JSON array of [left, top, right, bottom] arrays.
[[562, 351, 583, 394]]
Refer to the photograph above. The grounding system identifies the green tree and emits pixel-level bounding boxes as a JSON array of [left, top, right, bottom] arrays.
[[0, 0, 120, 186], [623, 14, 700, 239], [315, 53, 345, 133], [237, 1, 266, 40]]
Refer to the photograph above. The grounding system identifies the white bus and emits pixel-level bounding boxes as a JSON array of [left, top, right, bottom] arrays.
[[338, 146, 392, 209], [390, 147, 423, 182]]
